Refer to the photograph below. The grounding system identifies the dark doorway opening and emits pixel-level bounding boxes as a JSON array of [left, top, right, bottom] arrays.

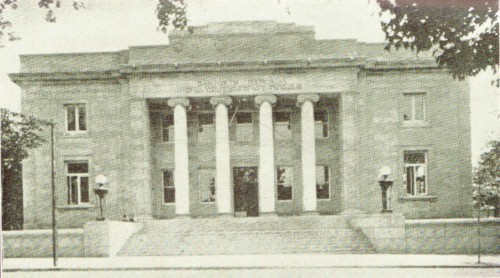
[[233, 167, 259, 217]]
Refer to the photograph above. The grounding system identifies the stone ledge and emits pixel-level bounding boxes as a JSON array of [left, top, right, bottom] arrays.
[[398, 195, 438, 202], [406, 217, 500, 225]]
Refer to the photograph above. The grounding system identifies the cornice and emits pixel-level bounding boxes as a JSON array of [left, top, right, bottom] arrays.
[[8, 71, 120, 84], [8, 58, 440, 83]]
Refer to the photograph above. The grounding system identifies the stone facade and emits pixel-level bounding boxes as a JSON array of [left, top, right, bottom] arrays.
[[10, 21, 472, 229]]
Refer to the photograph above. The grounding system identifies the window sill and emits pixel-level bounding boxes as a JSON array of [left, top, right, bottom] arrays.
[[63, 132, 90, 138], [56, 204, 95, 210], [398, 195, 437, 202], [402, 121, 430, 128]]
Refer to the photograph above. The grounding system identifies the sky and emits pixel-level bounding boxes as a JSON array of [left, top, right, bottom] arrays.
[[0, 0, 498, 163]]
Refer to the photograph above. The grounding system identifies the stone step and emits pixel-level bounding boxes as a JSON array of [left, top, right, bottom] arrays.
[[117, 216, 376, 256]]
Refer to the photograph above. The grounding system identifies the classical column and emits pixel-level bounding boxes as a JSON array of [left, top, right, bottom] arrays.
[[167, 97, 190, 217], [210, 96, 233, 216], [297, 94, 320, 214], [255, 95, 277, 216]]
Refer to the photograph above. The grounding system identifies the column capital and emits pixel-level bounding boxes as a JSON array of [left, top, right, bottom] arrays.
[[255, 94, 277, 107], [167, 97, 190, 108], [210, 96, 232, 107], [296, 94, 320, 106]]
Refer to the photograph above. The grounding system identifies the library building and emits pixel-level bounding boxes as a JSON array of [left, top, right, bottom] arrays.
[[10, 21, 472, 229]]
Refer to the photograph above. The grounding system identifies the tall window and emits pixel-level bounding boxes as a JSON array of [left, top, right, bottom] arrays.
[[403, 93, 426, 122], [276, 166, 293, 201], [273, 112, 292, 139], [316, 165, 330, 199], [163, 170, 175, 203], [404, 152, 427, 195], [314, 111, 328, 138], [161, 114, 174, 142], [199, 168, 216, 203], [235, 112, 253, 142], [198, 113, 215, 142], [66, 105, 87, 132], [66, 162, 89, 205]]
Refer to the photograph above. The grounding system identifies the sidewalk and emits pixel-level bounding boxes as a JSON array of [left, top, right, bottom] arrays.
[[2, 254, 500, 271]]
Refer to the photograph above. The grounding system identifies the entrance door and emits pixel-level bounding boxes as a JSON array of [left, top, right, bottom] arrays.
[[233, 167, 259, 217]]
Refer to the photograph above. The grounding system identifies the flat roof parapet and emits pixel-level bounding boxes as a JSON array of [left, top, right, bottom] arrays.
[[169, 21, 315, 37]]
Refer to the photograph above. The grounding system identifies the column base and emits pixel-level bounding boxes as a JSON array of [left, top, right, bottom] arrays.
[[259, 212, 278, 217], [217, 213, 234, 218], [176, 214, 191, 219], [301, 211, 320, 216]]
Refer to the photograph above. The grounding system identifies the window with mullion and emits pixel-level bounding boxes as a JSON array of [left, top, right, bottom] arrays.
[[66, 105, 87, 132], [276, 166, 293, 201], [163, 170, 175, 203], [235, 112, 253, 142], [198, 113, 215, 142], [316, 165, 330, 200], [66, 162, 89, 205], [161, 114, 174, 142], [403, 93, 426, 122], [273, 111, 292, 139], [314, 111, 328, 138], [404, 152, 428, 195]]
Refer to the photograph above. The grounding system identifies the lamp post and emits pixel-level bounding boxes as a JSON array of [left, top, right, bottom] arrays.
[[93, 175, 109, 221], [378, 166, 393, 213]]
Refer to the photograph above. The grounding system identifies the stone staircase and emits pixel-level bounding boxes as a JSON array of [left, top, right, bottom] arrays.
[[117, 215, 376, 256]]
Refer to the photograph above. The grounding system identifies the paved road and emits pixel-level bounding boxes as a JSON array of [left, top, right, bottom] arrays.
[[3, 268, 500, 278]]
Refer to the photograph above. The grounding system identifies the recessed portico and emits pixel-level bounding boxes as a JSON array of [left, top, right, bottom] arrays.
[[148, 92, 341, 218]]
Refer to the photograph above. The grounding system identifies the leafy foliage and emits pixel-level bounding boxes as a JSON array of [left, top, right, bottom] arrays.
[[0, 0, 85, 44], [1, 108, 49, 174], [1, 108, 50, 230], [156, 0, 189, 33], [472, 140, 500, 217], [376, 0, 499, 84]]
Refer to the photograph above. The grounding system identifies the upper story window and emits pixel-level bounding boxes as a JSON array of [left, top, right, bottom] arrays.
[[161, 114, 174, 143], [66, 104, 86, 132], [403, 93, 426, 122], [404, 151, 428, 195], [66, 161, 89, 205], [235, 112, 253, 142], [316, 165, 330, 200], [163, 169, 175, 203], [314, 111, 328, 138], [274, 111, 292, 139], [276, 166, 293, 201], [198, 113, 215, 142]]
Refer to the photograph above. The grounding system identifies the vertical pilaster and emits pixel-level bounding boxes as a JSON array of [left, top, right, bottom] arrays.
[[167, 97, 190, 217], [297, 94, 320, 214], [255, 95, 277, 216], [128, 99, 153, 219], [210, 96, 233, 216]]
